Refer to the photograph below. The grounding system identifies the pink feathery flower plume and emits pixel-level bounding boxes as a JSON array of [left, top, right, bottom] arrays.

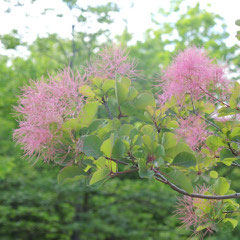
[[176, 115, 209, 150], [86, 46, 138, 79], [13, 68, 85, 163], [158, 46, 229, 104], [175, 185, 216, 239]]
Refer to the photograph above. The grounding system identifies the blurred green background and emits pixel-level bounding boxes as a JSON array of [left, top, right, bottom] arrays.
[[0, 0, 240, 239]]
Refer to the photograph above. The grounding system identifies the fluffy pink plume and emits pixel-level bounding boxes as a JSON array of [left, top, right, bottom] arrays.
[[86, 46, 137, 79], [176, 115, 208, 150], [158, 47, 228, 104], [175, 185, 215, 238], [13, 68, 85, 163]]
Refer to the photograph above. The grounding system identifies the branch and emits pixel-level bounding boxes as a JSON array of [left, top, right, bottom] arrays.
[[117, 106, 127, 119], [110, 168, 138, 177], [200, 116, 221, 131], [153, 169, 240, 200], [200, 87, 240, 111], [105, 157, 129, 166], [232, 162, 240, 168], [200, 87, 230, 107], [227, 142, 239, 157]]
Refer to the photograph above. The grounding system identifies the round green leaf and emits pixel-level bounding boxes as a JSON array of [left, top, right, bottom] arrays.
[[214, 177, 230, 195], [58, 166, 88, 184], [135, 93, 156, 110], [209, 170, 218, 178], [172, 152, 196, 168]]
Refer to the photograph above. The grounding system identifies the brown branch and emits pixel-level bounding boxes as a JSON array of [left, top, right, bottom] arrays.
[[153, 120, 161, 133], [222, 210, 240, 214], [117, 106, 127, 119], [227, 142, 240, 157], [200, 87, 240, 111], [110, 168, 138, 177], [127, 151, 136, 164], [200, 87, 229, 107], [105, 157, 129, 166], [153, 168, 240, 200]]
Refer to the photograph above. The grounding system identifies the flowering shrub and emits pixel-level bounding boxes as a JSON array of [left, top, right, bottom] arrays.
[[14, 69, 85, 163], [159, 47, 228, 104], [14, 46, 240, 238], [175, 115, 208, 150]]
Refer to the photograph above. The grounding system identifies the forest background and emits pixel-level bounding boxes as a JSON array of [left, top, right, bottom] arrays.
[[0, 0, 240, 239]]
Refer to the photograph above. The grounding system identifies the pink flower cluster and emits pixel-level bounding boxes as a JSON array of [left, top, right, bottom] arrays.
[[86, 46, 137, 79], [13, 69, 85, 163], [176, 115, 208, 150], [159, 47, 228, 104], [175, 186, 215, 238]]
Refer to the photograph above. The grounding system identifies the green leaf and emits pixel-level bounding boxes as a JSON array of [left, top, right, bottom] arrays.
[[222, 157, 238, 166], [94, 157, 107, 168], [162, 132, 177, 149], [78, 85, 95, 98], [94, 157, 117, 173], [135, 93, 156, 110], [209, 170, 218, 178], [230, 94, 237, 109], [172, 152, 196, 168], [167, 169, 193, 194], [88, 119, 107, 133], [90, 167, 109, 185], [230, 127, 240, 140], [121, 77, 131, 88], [100, 133, 115, 158], [142, 135, 152, 150], [82, 135, 102, 159], [165, 142, 192, 158], [220, 149, 235, 160], [78, 101, 99, 127], [102, 79, 115, 93], [91, 77, 103, 88], [206, 135, 226, 151], [119, 124, 134, 136], [112, 138, 126, 159], [214, 177, 230, 195], [127, 87, 138, 101], [141, 125, 157, 139], [155, 144, 165, 157], [115, 82, 128, 104], [196, 223, 213, 232], [62, 118, 80, 132], [223, 218, 238, 229], [138, 159, 154, 179], [202, 102, 215, 114], [219, 149, 237, 166], [218, 107, 238, 117], [166, 120, 179, 128], [57, 166, 88, 184]]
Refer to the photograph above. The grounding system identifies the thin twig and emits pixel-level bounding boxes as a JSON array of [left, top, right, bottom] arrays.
[[200, 87, 229, 107], [227, 142, 239, 156], [110, 168, 138, 177], [199, 116, 221, 131], [105, 157, 129, 166]]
